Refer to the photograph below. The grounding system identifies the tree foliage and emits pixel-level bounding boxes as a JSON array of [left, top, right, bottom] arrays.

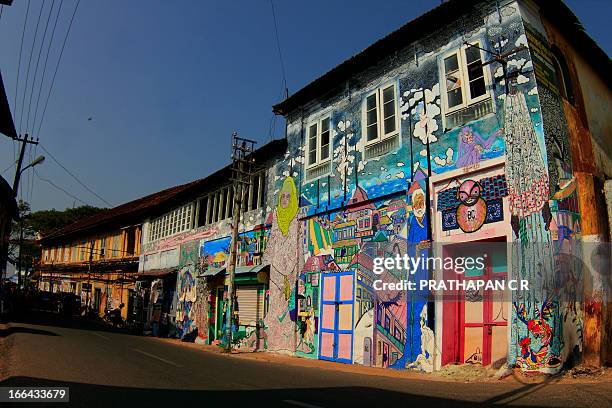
[[7, 201, 106, 272]]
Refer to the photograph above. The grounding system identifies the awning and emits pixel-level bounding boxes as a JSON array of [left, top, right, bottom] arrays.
[[136, 268, 177, 278], [199, 263, 269, 278]]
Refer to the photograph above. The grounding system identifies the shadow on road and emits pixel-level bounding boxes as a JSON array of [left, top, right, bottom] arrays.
[[1, 376, 536, 408], [0, 326, 59, 338], [5, 311, 134, 336]]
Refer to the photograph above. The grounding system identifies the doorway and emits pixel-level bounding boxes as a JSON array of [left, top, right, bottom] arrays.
[[442, 238, 509, 366]]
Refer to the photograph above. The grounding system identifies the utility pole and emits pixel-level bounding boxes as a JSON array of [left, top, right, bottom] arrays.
[[84, 240, 94, 312], [11, 134, 39, 290], [12, 133, 39, 194], [224, 132, 256, 353]]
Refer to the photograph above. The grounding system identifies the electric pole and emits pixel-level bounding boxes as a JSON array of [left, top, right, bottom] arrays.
[[224, 132, 256, 352], [13, 134, 40, 290], [84, 240, 94, 312]]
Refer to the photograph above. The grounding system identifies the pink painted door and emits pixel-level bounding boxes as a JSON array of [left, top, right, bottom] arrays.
[[319, 271, 354, 363]]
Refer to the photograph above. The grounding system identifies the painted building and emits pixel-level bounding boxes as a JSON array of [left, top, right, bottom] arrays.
[[268, 0, 610, 372], [136, 139, 287, 347]]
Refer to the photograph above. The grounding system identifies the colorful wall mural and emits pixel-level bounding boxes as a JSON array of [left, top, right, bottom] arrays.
[[263, 176, 303, 354], [175, 240, 199, 338], [268, 0, 586, 373]]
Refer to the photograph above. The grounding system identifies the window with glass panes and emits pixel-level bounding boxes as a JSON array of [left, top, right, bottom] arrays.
[[363, 83, 398, 144], [442, 41, 489, 112], [306, 117, 331, 167]]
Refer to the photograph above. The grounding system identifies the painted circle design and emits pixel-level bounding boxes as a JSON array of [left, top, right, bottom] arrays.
[[456, 198, 487, 233]]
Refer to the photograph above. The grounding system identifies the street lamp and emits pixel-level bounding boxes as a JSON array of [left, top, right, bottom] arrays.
[[12, 155, 45, 194]]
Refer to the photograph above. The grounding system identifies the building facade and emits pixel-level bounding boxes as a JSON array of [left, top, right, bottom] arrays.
[[37, 214, 142, 320], [35, 0, 610, 373], [266, 0, 610, 372]]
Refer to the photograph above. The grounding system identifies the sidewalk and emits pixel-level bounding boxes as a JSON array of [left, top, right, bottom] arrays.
[[151, 336, 611, 385]]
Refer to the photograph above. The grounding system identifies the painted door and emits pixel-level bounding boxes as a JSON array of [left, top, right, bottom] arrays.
[[215, 287, 225, 341], [363, 337, 372, 367], [319, 271, 355, 364], [443, 240, 509, 366]]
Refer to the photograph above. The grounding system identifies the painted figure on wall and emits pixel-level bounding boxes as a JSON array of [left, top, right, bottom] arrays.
[[408, 187, 428, 247], [455, 126, 503, 168], [278, 176, 299, 236], [504, 87, 559, 371], [264, 176, 302, 353]]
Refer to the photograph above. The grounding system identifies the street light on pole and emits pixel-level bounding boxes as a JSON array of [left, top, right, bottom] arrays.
[[15, 155, 45, 290]]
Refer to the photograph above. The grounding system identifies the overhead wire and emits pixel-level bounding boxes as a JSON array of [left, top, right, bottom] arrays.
[[38, 143, 112, 207], [13, 0, 31, 168], [18, 0, 45, 135], [32, 0, 64, 139], [26, 1, 57, 206], [22, 1, 47, 204], [35, 0, 80, 139], [27, 0, 56, 133], [268, 0, 288, 141], [34, 168, 90, 206]]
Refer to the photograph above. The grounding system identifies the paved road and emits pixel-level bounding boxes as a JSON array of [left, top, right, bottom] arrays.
[[1, 315, 610, 407]]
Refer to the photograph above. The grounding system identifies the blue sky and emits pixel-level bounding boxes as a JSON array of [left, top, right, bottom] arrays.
[[0, 0, 609, 212]]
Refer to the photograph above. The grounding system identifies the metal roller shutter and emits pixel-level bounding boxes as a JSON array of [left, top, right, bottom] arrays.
[[235, 285, 264, 326]]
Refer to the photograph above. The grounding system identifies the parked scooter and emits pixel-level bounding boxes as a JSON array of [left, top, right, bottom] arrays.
[[103, 304, 125, 328]]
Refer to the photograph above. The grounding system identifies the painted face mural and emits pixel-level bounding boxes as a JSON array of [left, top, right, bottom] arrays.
[[456, 180, 487, 233], [277, 176, 298, 236], [412, 189, 426, 220]]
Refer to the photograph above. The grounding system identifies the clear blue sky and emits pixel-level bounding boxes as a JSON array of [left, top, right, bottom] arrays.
[[0, 0, 609, 212]]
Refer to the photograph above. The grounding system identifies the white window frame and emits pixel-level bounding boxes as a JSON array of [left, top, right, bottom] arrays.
[[441, 41, 492, 114], [362, 82, 399, 146], [305, 116, 332, 169], [147, 203, 193, 243]]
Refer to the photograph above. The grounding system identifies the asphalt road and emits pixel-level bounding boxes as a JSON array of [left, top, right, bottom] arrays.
[[1, 314, 610, 407]]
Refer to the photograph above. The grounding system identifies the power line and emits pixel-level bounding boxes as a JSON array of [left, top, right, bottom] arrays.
[[36, 0, 80, 138], [32, 0, 64, 138], [25, 1, 57, 208], [38, 143, 112, 207], [269, 0, 287, 96], [1, 160, 18, 175], [13, 1, 31, 164], [26, 0, 56, 133], [13, 0, 30, 123], [34, 168, 90, 206], [18, 0, 45, 134]]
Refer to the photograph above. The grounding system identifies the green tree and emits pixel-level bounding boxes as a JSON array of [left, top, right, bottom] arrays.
[[7, 201, 105, 283]]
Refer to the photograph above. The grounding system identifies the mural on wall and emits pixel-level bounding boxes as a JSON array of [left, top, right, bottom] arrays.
[[503, 85, 561, 371], [175, 241, 199, 338], [550, 179, 583, 366], [199, 227, 270, 270], [264, 176, 302, 353], [296, 269, 320, 358], [301, 181, 435, 370], [272, 0, 582, 372], [437, 175, 508, 233]]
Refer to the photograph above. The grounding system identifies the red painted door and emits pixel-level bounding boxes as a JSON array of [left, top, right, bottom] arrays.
[[442, 240, 509, 366]]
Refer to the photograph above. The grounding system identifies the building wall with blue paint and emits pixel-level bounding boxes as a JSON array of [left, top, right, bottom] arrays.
[[269, 0, 584, 372]]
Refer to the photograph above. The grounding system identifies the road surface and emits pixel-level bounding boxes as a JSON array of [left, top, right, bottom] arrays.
[[1, 314, 610, 407]]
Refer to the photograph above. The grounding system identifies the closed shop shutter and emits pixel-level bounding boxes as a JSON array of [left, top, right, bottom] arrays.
[[236, 285, 264, 326]]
